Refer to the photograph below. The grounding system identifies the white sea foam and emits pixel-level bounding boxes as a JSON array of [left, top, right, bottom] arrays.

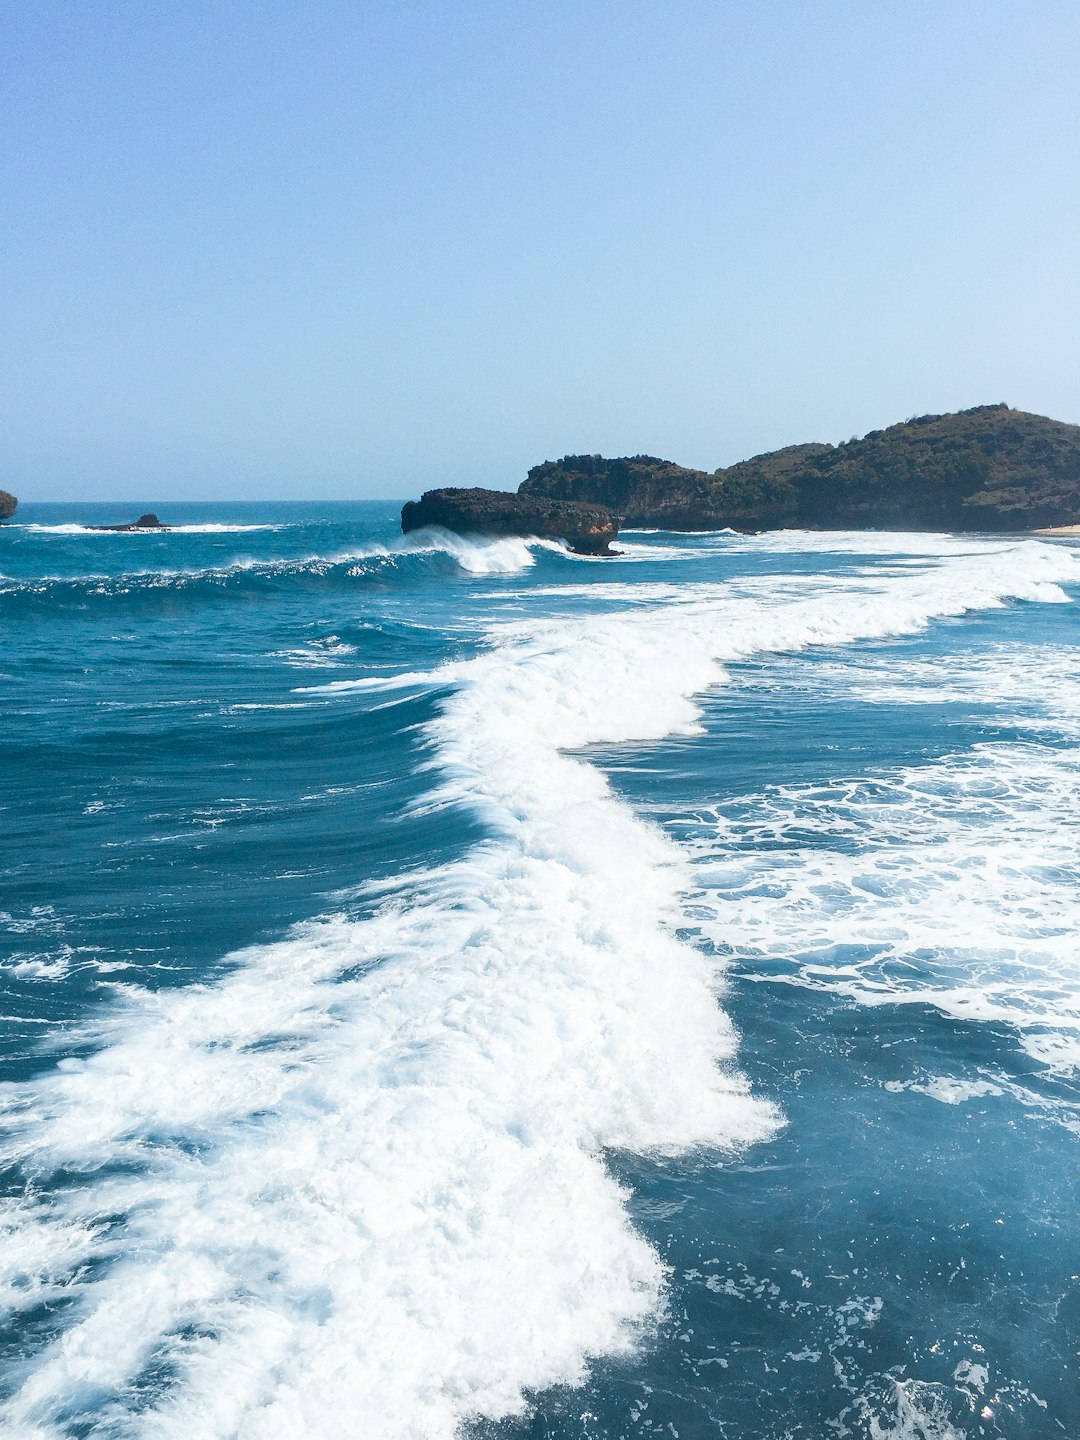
[[862, 1379, 968, 1440], [317, 526, 549, 577], [591, 540, 704, 562], [620, 527, 739, 536], [718, 528, 1025, 557], [883, 1076, 1004, 1105], [204, 528, 543, 580], [270, 635, 358, 669], [300, 669, 449, 695], [685, 639, 1080, 1073], [802, 643, 1080, 730], [0, 535, 1076, 1436], [385, 526, 562, 573]]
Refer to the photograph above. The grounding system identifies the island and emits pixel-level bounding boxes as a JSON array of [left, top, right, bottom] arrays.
[[400, 406, 1080, 545], [401, 488, 618, 555], [0, 490, 16, 520]]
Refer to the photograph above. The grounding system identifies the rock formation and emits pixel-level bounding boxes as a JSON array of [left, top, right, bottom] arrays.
[[0, 490, 16, 520], [401, 488, 618, 555], [520, 406, 1080, 532]]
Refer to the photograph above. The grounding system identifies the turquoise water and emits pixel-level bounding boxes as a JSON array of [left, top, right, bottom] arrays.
[[2, 504, 1078, 1438]]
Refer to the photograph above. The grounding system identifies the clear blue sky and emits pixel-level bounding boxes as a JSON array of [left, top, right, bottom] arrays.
[[4, 1, 1079, 500]]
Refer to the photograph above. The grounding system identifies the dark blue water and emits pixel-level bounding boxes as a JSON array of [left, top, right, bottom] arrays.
[[2, 504, 1077, 1438]]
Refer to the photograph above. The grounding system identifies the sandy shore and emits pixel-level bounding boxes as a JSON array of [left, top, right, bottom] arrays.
[[1033, 525, 1080, 536]]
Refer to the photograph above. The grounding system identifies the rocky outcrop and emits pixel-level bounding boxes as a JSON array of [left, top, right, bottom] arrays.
[[520, 406, 1080, 532], [401, 488, 618, 555], [87, 513, 170, 532], [0, 490, 16, 520]]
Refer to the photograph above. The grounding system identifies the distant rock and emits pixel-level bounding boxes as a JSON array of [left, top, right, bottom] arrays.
[[520, 406, 1080, 532], [88, 513, 170, 532], [401, 488, 618, 555], [0, 490, 16, 520]]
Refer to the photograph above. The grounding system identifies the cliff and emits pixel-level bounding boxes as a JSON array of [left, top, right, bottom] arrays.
[[520, 406, 1080, 532], [401, 488, 618, 555], [0, 490, 16, 520]]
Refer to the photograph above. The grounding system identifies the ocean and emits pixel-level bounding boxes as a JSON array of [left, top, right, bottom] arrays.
[[1, 502, 1077, 1439]]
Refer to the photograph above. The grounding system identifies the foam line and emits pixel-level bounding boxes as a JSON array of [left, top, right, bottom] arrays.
[[297, 669, 449, 694]]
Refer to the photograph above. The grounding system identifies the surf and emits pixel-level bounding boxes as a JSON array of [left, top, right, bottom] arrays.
[[0, 532, 1076, 1436]]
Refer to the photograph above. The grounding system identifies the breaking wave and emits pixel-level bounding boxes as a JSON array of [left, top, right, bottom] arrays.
[[0, 529, 546, 610]]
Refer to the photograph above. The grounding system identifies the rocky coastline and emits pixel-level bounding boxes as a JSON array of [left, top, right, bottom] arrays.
[[400, 406, 1080, 545], [520, 406, 1080, 533], [401, 488, 618, 555]]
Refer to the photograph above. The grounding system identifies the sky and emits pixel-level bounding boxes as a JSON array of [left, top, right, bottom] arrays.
[[3, 1, 1079, 501]]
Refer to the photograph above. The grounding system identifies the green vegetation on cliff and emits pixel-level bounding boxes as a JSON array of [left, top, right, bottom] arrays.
[[521, 406, 1080, 531], [0, 490, 16, 520]]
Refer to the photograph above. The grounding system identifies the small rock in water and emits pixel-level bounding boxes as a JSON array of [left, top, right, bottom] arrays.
[[87, 512, 170, 532]]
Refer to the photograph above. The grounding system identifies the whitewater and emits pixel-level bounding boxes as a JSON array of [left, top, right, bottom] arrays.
[[2, 502, 1078, 1439]]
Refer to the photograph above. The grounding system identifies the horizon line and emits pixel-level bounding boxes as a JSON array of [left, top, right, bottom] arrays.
[[3, 494, 479, 507]]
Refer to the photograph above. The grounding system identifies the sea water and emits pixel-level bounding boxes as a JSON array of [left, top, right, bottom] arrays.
[[1, 503, 1077, 1438]]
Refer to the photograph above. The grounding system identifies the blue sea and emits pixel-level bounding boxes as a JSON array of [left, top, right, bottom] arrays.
[[2, 502, 1078, 1439]]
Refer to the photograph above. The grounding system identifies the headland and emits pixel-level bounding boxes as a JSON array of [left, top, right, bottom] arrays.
[[401, 405, 1080, 547]]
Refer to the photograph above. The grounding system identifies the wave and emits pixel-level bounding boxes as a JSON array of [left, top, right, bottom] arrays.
[[393, 526, 550, 573], [0, 605, 777, 1437], [0, 538, 1076, 1435], [0, 528, 546, 607]]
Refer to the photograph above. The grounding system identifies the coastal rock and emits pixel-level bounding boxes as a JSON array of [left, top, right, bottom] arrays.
[[0, 490, 16, 520], [401, 488, 618, 555], [520, 406, 1080, 532], [88, 513, 170, 532]]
